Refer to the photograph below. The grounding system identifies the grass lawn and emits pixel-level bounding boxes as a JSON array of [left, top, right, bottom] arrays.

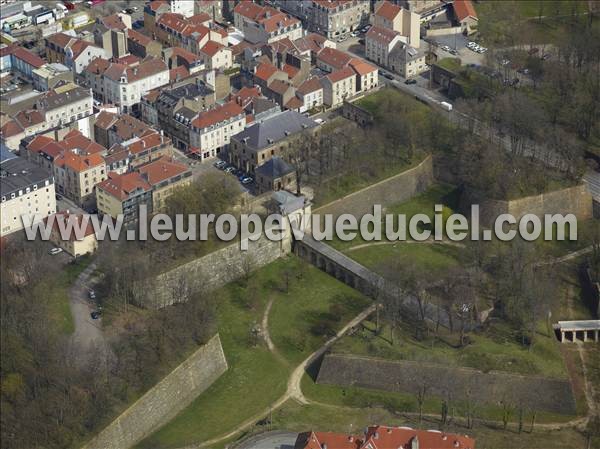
[[332, 316, 568, 379], [354, 88, 428, 118], [268, 258, 370, 365], [312, 153, 423, 208], [34, 255, 91, 334], [263, 400, 587, 449], [136, 256, 371, 448]]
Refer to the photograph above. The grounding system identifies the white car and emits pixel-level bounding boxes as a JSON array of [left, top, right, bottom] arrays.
[[314, 118, 325, 125], [467, 41, 476, 48], [49, 247, 63, 255]]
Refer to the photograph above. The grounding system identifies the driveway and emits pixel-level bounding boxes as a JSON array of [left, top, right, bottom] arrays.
[[68, 262, 113, 367], [236, 431, 298, 449]]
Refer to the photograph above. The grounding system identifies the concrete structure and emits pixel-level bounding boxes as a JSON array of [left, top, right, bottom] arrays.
[[0, 155, 56, 237], [32, 63, 73, 91], [366, 25, 426, 78], [82, 335, 228, 449], [555, 320, 600, 343]]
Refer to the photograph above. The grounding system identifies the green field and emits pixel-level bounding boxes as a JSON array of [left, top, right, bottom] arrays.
[[136, 256, 371, 448]]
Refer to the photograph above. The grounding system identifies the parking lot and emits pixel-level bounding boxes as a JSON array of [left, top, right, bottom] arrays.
[[427, 33, 486, 66]]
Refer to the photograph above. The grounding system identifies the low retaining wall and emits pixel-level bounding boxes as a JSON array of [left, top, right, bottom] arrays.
[[82, 334, 228, 449], [317, 353, 576, 415], [315, 156, 434, 220], [461, 184, 593, 228]]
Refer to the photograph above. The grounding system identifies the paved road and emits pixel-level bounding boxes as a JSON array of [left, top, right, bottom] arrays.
[[68, 262, 113, 367], [236, 431, 298, 449]]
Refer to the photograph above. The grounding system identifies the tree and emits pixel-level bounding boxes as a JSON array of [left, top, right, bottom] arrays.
[[416, 383, 427, 423]]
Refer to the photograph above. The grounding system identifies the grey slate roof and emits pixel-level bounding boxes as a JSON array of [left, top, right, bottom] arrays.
[[255, 156, 295, 179], [234, 110, 317, 151], [1, 156, 53, 198]]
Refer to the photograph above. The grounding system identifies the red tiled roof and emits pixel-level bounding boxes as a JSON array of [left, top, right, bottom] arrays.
[[114, 54, 142, 66], [254, 61, 278, 82], [282, 63, 299, 79], [103, 57, 167, 82], [268, 79, 292, 95], [192, 101, 243, 129], [94, 110, 117, 130], [84, 57, 111, 75], [454, 0, 478, 21], [14, 110, 45, 128], [12, 47, 45, 68], [284, 96, 303, 110], [233, 1, 265, 20], [317, 47, 352, 70], [311, 0, 353, 10], [188, 12, 212, 25], [169, 65, 190, 82], [97, 172, 151, 201], [348, 58, 377, 76], [366, 25, 401, 45], [375, 1, 402, 21], [326, 66, 355, 83], [26, 135, 54, 152], [260, 12, 300, 33], [294, 427, 475, 449], [101, 14, 128, 31], [126, 132, 163, 155], [200, 40, 224, 57], [147, 0, 168, 12], [297, 76, 323, 95], [137, 157, 190, 185], [54, 151, 104, 172], [46, 32, 74, 49], [127, 29, 152, 46], [0, 120, 22, 138], [229, 86, 262, 106]]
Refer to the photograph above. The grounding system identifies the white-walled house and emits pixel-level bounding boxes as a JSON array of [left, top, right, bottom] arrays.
[[102, 58, 169, 114], [190, 101, 245, 161]]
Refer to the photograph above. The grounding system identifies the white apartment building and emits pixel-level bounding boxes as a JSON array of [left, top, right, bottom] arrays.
[[65, 41, 109, 74], [320, 66, 356, 107], [168, 0, 194, 18], [310, 0, 370, 38], [190, 101, 245, 161], [37, 85, 94, 130], [102, 58, 169, 114], [365, 25, 405, 66], [0, 155, 56, 237], [296, 77, 324, 113]]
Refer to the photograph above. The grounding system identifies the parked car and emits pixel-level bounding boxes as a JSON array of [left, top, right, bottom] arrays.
[[404, 78, 417, 85], [541, 53, 551, 60], [90, 311, 101, 320], [89, 290, 96, 300], [214, 160, 227, 169], [314, 118, 325, 125], [449, 48, 458, 55], [55, 194, 62, 201], [241, 176, 253, 185], [528, 47, 539, 55], [224, 166, 236, 174], [358, 38, 365, 45], [517, 67, 530, 74], [49, 247, 63, 255], [383, 72, 394, 80]]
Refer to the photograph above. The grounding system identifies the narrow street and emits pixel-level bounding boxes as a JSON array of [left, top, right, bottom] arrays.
[[68, 262, 113, 368]]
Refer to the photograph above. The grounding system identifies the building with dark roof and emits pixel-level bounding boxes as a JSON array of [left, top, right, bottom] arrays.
[[254, 156, 296, 194], [229, 110, 318, 175], [0, 155, 56, 236]]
